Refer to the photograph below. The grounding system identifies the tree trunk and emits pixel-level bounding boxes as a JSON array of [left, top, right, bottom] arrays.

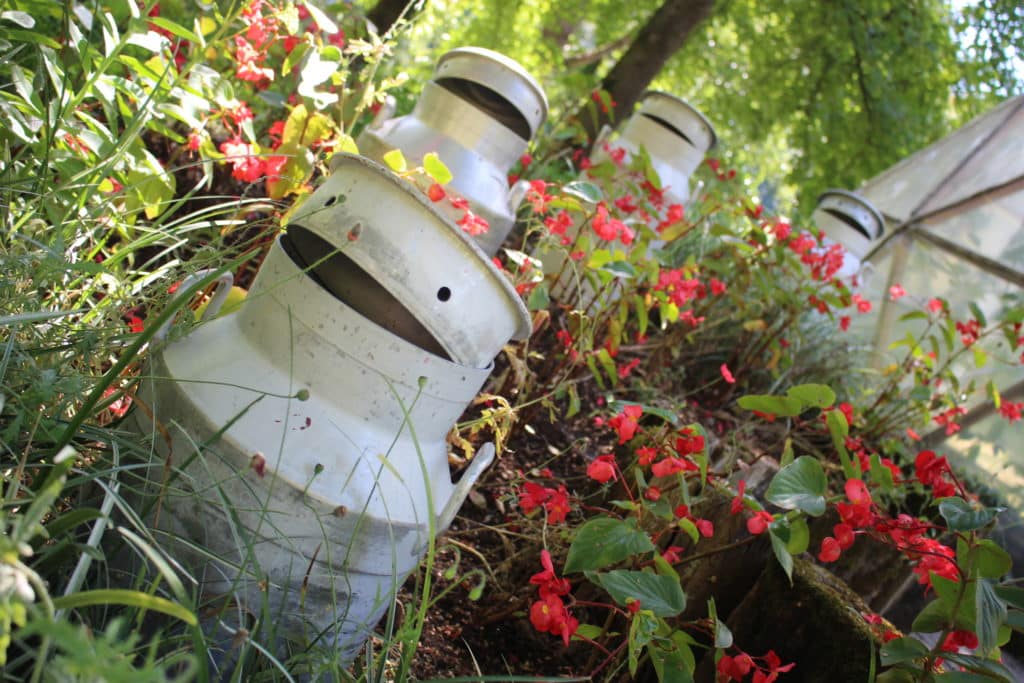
[[574, 0, 715, 142], [366, 0, 424, 37]]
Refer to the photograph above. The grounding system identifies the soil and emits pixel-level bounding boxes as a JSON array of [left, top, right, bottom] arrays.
[[405, 399, 604, 680]]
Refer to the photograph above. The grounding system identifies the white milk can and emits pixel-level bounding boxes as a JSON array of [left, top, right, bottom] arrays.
[[592, 90, 717, 207], [538, 92, 716, 305], [355, 46, 548, 256], [134, 155, 530, 661], [811, 189, 885, 280]]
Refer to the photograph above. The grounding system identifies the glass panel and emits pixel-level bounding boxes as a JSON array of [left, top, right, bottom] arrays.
[[920, 187, 1024, 269], [945, 413, 1024, 511], [857, 96, 1021, 223], [850, 236, 1020, 393], [846, 248, 893, 341], [917, 104, 1024, 217]]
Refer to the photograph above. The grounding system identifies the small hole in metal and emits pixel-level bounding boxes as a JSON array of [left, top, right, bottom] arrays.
[[324, 195, 338, 207], [437, 286, 452, 302]]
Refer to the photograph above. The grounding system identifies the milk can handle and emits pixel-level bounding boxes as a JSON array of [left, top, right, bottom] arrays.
[[508, 179, 533, 214], [153, 270, 234, 342], [436, 442, 495, 531], [857, 260, 876, 288]]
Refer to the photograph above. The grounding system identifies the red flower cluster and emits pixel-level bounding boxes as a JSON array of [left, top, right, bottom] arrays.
[[655, 202, 685, 232], [746, 510, 774, 535], [836, 478, 875, 529], [932, 406, 967, 436], [914, 450, 956, 498], [999, 401, 1024, 422], [614, 194, 638, 214], [870, 512, 959, 590], [674, 504, 715, 539], [908, 534, 959, 589], [219, 136, 285, 184], [717, 649, 794, 682], [654, 268, 702, 307], [591, 203, 634, 245], [586, 454, 618, 483], [544, 210, 574, 245], [817, 522, 855, 563], [955, 318, 981, 347], [648, 428, 704, 478], [448, 195, 491, 235], [518, 481, 572, 524], [730, 480, 773, 534], [941, 629, 979, 652], [607, 404, 643, 444], [529, 550, 578, 646], [525, 179, 553, 214], [601, 142, 626, 167], [851, 293, 872, 313]]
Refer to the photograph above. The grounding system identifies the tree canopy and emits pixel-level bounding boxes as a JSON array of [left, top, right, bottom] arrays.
[[389, 0, 1023, 212]]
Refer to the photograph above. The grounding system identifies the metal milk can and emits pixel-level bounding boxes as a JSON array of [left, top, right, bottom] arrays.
[[355, 46, 548, 256], [538, 92, 716, 304], [593, 90, 717, 207], [811, 189, 885, 280], [134, 155, 530, 661]]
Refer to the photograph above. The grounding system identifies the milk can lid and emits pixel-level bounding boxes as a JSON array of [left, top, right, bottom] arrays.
[[434, 47, 549, 139], [638, 91, 717, 152]]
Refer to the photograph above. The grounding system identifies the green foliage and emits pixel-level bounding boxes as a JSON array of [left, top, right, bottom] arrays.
[[4, 0, 1024, 680], [564, 517, 655, 572], [592, 570, 686, 616], [404, 0, 1022, 212], [765, 456, 827, 517]]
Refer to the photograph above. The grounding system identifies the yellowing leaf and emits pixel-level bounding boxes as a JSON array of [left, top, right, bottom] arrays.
[[194, 286, 247, 320], [423, 152, 453, 184], [336, 133, 359, 155], [660, 219, 693, 242], [382, 148, 407, 173], [743, 319, 767, 332], [266, 145, 315, 200], [282, 104, 335, 148], [663, 302, 680, 323]]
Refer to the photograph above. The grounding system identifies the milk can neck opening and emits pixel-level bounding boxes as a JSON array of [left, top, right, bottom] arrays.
[[435, 77, 532, 141], [815, 190, 885, 241], [639, 112, 696, 148], [821, 208, 874, 241], [281, 226, 454, 361]]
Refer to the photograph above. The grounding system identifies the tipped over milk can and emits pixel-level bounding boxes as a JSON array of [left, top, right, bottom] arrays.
[[811, 189, 885, 280], [355, 46, 548, 255], [134, 154, 530, 661], [540, 92, 716, 302], [593, 90, 716, 207]]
